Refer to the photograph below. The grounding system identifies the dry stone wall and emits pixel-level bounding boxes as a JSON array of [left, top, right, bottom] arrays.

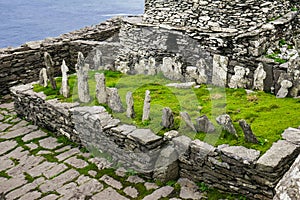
[[117, 12, 300, 96], [144, 0, 295, 31], [180, 139, 300, 199], [10, 83, 300, 199], [0, 18, 121, 95]]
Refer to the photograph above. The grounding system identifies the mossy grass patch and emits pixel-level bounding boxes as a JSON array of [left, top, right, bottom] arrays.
[[33, 70, 300, 153]]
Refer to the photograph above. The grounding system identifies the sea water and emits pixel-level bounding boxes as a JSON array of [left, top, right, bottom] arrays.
[[0, 0, 144, 48]]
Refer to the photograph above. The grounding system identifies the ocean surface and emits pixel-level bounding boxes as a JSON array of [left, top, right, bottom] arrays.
[[0, 0, 144, 48]]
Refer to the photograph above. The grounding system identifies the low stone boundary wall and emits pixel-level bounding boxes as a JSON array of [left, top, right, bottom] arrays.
[[0, 18, 121, 95], [10, 82, 300, 199], [180, 139, 300, 199]]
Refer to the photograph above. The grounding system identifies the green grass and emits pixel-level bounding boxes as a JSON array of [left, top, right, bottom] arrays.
[[24, 172, 35, 183], [291, 7, 298, 11], [0, 171, 12, 179], [33, 70, 300, 153]]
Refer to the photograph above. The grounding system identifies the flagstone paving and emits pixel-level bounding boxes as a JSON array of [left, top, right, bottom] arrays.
[[0, 101, 211, 200]]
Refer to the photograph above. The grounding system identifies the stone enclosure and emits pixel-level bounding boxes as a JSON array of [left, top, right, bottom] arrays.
[[2, 0, 300, 199]]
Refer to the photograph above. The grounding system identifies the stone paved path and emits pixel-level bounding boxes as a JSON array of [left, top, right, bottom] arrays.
[[0, 101, 205, 200]]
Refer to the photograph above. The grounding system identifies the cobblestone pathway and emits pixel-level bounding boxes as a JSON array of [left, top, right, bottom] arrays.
[[0, 101, 205, 200]]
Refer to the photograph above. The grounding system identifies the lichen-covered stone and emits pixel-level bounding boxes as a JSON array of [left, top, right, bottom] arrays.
[[107, 88, 123, 113], [60, 60, 70, 98], [95, 73, 107, 104], [196, 115, 215, 133], [256, 140, 299, 172], [239, 119, 258, 144], [216, 114, 237, 137], [274, 154, 300, 200], [161, 107, 174, 129], [126, 91, 135, 118], [75, 52, 90, 103], [44, 52, 57, 90], [142, 90, 151, 122], [282, 127, 300, 145]]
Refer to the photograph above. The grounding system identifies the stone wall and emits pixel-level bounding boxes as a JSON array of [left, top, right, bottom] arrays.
[[10, 83, 80, 143], [116, 12, 300, 96], [275, 153, 300, 200], [144, 0, 296, 31], [10, 83, 300, 199], [0, 18, 121, 95], [180, 139, 300, 199]]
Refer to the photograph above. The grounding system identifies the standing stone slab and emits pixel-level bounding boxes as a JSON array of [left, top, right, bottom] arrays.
[[228, 66, 250, 89], [107, 88, 124, 113], [76, 52, 90, 103], [142, 90, 151, 122], [126, 91, 135, 118], [93, 48, 102, 70], [276, 80, 293, 98], [239, 119, 258, 143], [253, 63, 266, 91], [216, 114, 238, 137], [44, 52, 57, 90], [180, 112, 196, 132], [39, 68, 48, 87], [95, 73, 107, 104], [212, 55, 228, 87], [161, 107, 174, 129], [196, 115, 215, 133], [60, 60, 70, 98]]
